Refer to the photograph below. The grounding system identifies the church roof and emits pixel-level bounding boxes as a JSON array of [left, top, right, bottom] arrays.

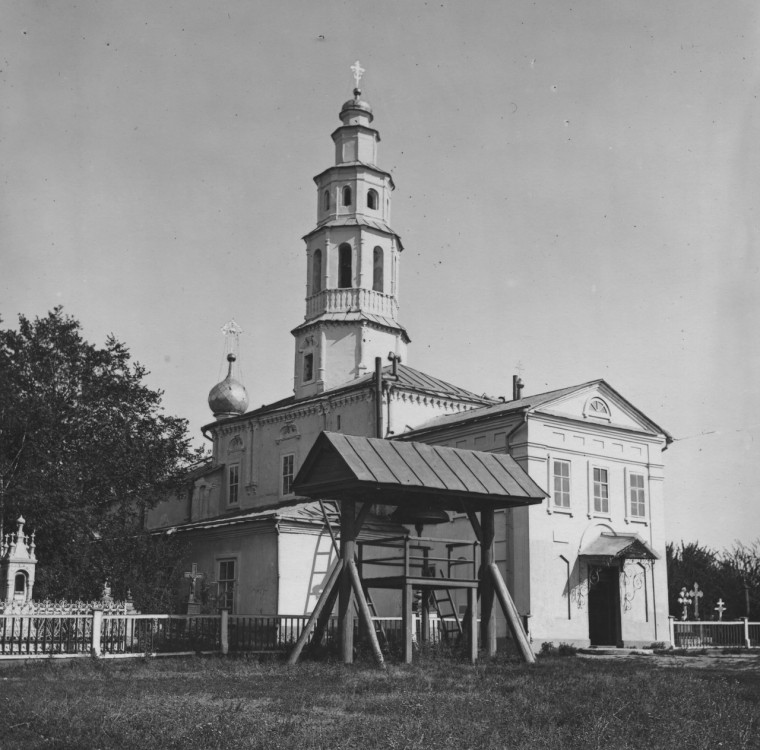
[[352, 364, 495, 405], [201, 364, 492, 431], [400, 379, 672, 440], [291, 311, 410, 341], [303, 215, 403, 249]]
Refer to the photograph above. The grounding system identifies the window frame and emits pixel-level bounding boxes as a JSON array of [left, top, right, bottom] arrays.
[[303, 352, 314, 383], [367, 188, 378, 210], [281, 453, 295, 496], [342, 185, 352, 207], [627, 470, 647, 522], [228, 463, 240, 507], [217, 558, 237, 612], [552, 459, 571, 510], [591, 465, 610, 515]]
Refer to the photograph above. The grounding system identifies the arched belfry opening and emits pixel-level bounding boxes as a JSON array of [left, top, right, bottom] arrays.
[[338, 244, 352, 288]]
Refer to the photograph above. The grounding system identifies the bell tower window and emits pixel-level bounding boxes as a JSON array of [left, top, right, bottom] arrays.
[[303, 353, 314, 382], [373, 246, 384, 292], [312, 249, 322, 294], [338, 243, 352, 288], [342, 185, 352, 206], [367, 189, 378, 210], [323, 190, 330, 211]]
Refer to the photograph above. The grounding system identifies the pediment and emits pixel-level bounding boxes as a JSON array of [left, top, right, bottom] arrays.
[[530, 382, 665, 437]]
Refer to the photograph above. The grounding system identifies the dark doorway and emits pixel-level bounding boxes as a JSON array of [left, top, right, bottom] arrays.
[[588, 566, 620, 646]]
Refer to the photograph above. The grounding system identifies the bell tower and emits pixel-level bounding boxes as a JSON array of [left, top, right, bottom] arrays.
[[292, 62, 409, 399]]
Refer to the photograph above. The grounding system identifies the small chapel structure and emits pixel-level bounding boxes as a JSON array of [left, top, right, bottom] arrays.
[[147, 64, 672, 651]]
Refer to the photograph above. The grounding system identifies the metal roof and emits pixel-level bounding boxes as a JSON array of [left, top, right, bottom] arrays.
[[293, 431, 547, 511], [579, 533, 659, 560], [400, 379, 672, 441], [350, 364, 495, 405]]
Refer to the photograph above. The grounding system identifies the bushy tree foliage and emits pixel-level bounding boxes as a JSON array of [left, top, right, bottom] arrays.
[[667, 540, 760, 620], [0, 308, 204, 610]]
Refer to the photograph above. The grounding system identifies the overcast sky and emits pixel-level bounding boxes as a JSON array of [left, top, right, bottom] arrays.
[[2, 1, 758, 553]]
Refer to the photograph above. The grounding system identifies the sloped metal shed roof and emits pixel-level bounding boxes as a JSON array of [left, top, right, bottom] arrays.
[[292, 431, 547, 512], [580, 533, 659, 560]]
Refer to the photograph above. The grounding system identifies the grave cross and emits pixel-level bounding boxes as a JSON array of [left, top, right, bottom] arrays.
[[677, 587, 692, 621], [715, 598, 726, 621], [688, 582, 704, 619], [184, 563, 203, 603]]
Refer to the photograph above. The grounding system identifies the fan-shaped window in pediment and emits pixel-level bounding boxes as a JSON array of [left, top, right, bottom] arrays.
[[585, 397, 611, 421]]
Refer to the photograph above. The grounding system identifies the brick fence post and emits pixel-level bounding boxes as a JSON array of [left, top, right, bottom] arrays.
[[91, 609, 103, 658]]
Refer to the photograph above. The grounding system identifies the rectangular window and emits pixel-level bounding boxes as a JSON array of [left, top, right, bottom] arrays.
[[303, 353, 314, 382], [630, 473, 646, 517], [282, 454, 294, 495], [218, 559, 236, 611], [553, 460, 570, 508], [593, 467, 609, 514], [228, 464, 240, 506]]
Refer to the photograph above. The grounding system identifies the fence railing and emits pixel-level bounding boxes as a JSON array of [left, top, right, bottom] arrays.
[[669, 618, 758, 649], [0, 611, 461, 659]]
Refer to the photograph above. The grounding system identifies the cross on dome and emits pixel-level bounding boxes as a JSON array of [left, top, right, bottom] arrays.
[[351, 60, 365, 88]]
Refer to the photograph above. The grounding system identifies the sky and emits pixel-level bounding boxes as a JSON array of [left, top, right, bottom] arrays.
[[1, 0, 758, 553]]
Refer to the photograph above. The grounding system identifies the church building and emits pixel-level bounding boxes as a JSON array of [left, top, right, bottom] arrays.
[[147, 67, 672, 649]]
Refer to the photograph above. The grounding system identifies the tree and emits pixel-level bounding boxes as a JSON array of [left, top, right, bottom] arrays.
[[0, 308, 204, 610], [667, 540, 760, 620]]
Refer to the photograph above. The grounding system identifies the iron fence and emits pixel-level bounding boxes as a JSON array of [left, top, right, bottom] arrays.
[[0, 614, 92, 656], [670, 619, 758, 649]]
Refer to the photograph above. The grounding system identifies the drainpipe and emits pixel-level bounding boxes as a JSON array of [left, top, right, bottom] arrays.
[[375, 357, 383, 439]]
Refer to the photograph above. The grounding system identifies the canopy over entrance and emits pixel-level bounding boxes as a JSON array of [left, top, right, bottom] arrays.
[[292, 431, 547, 510], [580, 532, 659, 562]]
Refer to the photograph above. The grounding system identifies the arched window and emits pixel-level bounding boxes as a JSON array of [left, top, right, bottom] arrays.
[[373, 246, 384, 292], [323, 190, 330, 211], [312, 249, 322, 294], [342, 185, 352, 207], [367, 189, 378, 210], [14, 572, 26, 594], [338, 243, 352, 288]]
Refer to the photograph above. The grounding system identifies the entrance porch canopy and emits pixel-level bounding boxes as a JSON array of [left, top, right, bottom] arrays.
[[580, 532, 659, 562], [292, 431, 547, 511]]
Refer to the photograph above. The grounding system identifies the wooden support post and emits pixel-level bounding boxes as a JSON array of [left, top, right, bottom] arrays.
[[488, 563, 535, 664], [402, 534, 413, 663], [467, 587, 478, 664], [480, 508, 496, 657], [339, 499, 356, 664], [287, 557, 344, 664], [347, 558, 385, 667], [402, 581, 414, 664]]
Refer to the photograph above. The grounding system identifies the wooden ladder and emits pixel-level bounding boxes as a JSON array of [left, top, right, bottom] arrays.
[[430, 571, 463, 642]]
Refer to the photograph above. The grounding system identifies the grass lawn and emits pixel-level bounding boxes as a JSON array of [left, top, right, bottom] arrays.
[[0, 652, 758, 750]]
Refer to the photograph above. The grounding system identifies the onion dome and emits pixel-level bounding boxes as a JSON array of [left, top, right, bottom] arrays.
[[340, 88, 374, 125], [208, 353, 249, 420]]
